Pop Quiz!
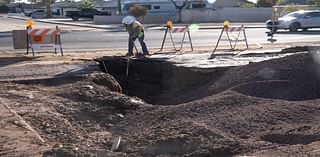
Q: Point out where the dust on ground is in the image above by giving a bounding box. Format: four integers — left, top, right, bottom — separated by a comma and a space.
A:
1, 48, 320, 157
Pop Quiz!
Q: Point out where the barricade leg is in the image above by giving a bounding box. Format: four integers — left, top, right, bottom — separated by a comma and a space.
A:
160, 28, 168, 51
26, 30, 29, 54
232, 31, 241, 49
55, 34, 57, 54
179, 31, 186, 51
211, 29, 224, 55
187, 29, 193, 51
59, 35, 63, 56
226, 31, 234, 50
243, 29, 249, 49
32, 48, 35, 57
169, 31, 177, 51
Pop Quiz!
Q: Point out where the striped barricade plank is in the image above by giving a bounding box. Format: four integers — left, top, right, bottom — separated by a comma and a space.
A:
26, 26, 63, 56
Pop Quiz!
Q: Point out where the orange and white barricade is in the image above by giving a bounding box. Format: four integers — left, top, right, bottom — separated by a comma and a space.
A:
160, 21, 193, 52
210, 23, 248, 58
27, 26, 63, 56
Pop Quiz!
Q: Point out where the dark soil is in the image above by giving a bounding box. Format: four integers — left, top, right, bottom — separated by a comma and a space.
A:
104, 52, 320, 156
2, 51, 320, 156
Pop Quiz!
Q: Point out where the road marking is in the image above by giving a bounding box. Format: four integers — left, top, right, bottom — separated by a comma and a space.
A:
102, 34, 127, 37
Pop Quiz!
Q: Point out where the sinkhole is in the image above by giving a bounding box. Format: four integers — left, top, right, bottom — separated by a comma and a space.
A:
96, 56, 227, 105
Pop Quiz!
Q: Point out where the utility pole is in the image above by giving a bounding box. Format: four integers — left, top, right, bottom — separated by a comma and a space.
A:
117, 0, 121, 15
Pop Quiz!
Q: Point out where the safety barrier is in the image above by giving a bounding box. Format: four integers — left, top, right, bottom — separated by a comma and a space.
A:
27, 26, 63, 56
267, 7, 281, 43
160, 21, 193, 52
210, 22, 248, 58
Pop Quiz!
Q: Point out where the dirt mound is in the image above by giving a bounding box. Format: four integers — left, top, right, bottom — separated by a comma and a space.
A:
3, 51, 320, 156
110, 52, 320, 156
168, 52, 320, 104
114, 89, 320, 156
0, 72, 148, 156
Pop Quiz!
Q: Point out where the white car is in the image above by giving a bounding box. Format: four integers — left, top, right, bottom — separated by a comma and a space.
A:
266, 10, 320, 32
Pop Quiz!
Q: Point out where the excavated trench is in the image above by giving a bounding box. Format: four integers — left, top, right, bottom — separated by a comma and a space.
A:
97, 56, 228, 105
97, 52, 320, 105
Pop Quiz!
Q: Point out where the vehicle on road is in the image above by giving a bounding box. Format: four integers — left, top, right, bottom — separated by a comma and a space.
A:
266, 10, 320, 32
25, 9, 47, 18
66, 8, 110, 21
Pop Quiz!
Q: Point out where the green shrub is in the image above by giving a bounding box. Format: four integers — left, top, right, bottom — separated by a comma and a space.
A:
241, 2, 256, 8
79, 0, 94, 9
0, 5, 8, 13
282, 4, 306, 15
309, 0, 320, 6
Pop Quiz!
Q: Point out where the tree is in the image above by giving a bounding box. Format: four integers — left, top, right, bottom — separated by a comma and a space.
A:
169, 0, 188, 22
79, 0, 94, 8
257, 0, 279, 7
0, 0, 12, 5
128, 5, 148, 18
117, 0, 121, 15
283, 4, 306, 14
278, 0, 287, 5
309, 0, 320, 5
0, 0, 11, 13
240, 2, 256, 8
43, 0, 53, 18
169, 0, 207, 22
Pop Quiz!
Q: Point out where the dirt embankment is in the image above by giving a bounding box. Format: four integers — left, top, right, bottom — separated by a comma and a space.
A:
112, 52, 320, 156
1, 52, 320, 156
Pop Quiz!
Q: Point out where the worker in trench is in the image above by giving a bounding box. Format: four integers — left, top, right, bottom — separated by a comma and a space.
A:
122, 16, 149, 57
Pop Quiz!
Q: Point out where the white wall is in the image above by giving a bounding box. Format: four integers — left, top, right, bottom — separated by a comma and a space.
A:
94, 7, 274, 24
95, 14, 179, 24
181, 7, 273, 23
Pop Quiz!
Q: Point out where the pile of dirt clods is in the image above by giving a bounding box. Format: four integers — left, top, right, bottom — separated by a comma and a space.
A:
2, 52, 320, 157
114, 52, 320, 157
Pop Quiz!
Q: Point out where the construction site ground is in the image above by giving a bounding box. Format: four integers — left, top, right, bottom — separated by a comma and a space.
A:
1, 43, 320, 157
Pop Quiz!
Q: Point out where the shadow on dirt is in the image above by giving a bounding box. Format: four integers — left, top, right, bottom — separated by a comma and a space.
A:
232, 80, 320, 101
261, 133, 320, 145
0, 56, 34, 67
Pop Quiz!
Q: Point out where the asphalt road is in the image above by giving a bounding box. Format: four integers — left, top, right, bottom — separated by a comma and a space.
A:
1, 16, 320, 52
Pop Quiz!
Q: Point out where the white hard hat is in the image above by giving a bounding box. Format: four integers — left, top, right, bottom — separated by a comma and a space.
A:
122, 16, 135, 25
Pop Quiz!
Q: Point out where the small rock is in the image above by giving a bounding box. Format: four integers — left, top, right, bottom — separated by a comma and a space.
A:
107, 123, 114, 127
111, 136, 121, 151
82, 85, 94, 89
73, 147, 79, 151
116, 113, 125, 118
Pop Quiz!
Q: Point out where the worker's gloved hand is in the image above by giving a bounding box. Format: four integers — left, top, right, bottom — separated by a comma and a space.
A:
138, 32, 144, 38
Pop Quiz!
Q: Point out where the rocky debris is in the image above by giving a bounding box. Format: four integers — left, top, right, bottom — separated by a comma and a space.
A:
88, 72, 122, 93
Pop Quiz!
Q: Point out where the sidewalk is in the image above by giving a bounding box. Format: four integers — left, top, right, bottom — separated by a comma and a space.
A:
6, 15, 266, 31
